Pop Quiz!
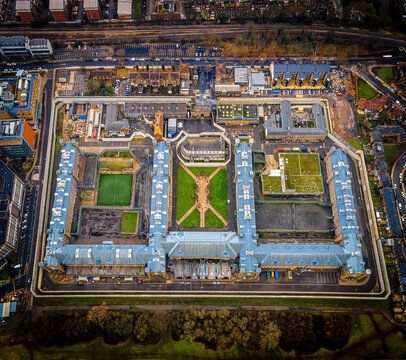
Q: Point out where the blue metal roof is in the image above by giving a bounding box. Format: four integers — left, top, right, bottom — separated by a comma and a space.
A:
274, 63, 330, 74
329, 150, 365, 274
147, 142, 170, 274
235, 142, 259, 275
44, 143, 77, 267
258, 244, 349, 268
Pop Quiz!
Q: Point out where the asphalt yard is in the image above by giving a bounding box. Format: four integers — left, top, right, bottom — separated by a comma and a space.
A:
255, 202, 332, 232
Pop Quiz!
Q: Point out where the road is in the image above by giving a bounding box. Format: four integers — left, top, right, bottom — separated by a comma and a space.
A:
391, 149, 406, 235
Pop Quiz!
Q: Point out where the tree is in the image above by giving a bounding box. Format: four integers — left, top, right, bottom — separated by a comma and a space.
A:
279, 312, 319, 353
104, 312, 134, 344
319, 314, 352, 350
87, 303, 109, 329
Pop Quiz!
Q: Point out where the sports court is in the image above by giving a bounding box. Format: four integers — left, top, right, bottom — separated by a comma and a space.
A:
97, 174, 133, 206
280, 153, 324, 194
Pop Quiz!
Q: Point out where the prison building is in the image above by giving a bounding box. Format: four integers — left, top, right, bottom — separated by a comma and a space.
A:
258, 243, 351, 271
84, 0, 101, 20
234, 141, 260, 277
0, 161, 25, 260
325, 148, 365, 277
0, 119, 35, 158
0, 72, 41, 127
271, 63, 331, 88
180, 136, 227, 163
264, 101, 326, 142
49, 0, 69, 21
216, 104, 259, 125
146, 142, 170, 277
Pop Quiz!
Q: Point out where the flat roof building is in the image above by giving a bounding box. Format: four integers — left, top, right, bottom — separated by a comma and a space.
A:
117, 0, 132, 19
0, 119, 35, 158
0, 161, 25, 260
0, 36, 31, 57
264, 101, 326, 142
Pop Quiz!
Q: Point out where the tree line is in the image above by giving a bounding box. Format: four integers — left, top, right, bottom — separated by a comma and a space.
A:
23, 307, 353, 354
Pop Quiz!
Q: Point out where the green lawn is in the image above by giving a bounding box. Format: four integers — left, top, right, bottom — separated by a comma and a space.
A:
99, 159, 132, 171
98, 174, 132, 206
358, 78, 378, 100
205, 210, 225, 228
261, 174, 282, 193
102, 151, 119, 158
384, 144, 402, 168
180, 208, 200, 227
119, 151, 132, 158
280, 153, 323, 194
345, 137, 363, 151
208, 169, 228, 221
372, 67, 395, 83
120, 212, 138, 233
189, 167, 217, 177
176, 166, 196, 221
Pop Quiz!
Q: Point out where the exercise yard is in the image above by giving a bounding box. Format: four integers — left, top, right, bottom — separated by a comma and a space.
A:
120, 212, 139, 233
98, 174, 133, 206
261, 152, 323, 195
281, 153, 324, 194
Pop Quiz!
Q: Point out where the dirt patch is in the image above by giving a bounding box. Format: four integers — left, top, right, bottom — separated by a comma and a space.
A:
328, 94, 358, 138
196, 176, 210, 227
263, 154, 279, 175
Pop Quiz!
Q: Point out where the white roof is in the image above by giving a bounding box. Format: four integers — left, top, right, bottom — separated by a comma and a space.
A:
15, 0, 31, 11
118, 0, 132, 15
251, 72, 266, 86
49, 0, 66, 10
84, 0, 99, 9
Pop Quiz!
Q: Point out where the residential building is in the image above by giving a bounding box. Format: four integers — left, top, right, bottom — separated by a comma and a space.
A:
49, 0, 69, 21
15, 0, 38, 22
84, 0, 101, 20
117, 0, 132, 19
0, 119, 35, 158
0, 161, 25, 260
271, 63, 331, 88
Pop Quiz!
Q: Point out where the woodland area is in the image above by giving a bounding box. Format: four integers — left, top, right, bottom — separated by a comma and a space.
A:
13, 308, 354, 355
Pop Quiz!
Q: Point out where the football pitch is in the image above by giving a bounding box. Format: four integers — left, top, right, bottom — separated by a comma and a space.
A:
281, 153, 324, 194
98, 174, 133, 206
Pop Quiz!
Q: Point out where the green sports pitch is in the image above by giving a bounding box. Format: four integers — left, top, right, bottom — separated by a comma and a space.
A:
262, 152, 324, 195
98, 174, 133, 206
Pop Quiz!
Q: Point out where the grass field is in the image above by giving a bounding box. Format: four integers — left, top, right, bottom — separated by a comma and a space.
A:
98, 174, 132, 206
372, 67, 395, 83
345, 137, 363, 151
208, 169, 228, 221
189, 167, 217, 177
384, 144, 402, 168
262, 175, 282, 193
176, 166, 196, 221
263, 153, 323, 194
180, 208, 200, 227
205, 210, 225, 228
358, 78, 378, 100
120, 212, 138, 233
